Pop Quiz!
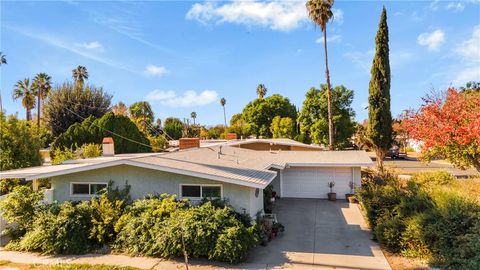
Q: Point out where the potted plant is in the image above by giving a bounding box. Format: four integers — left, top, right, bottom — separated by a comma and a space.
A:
345, 181, 356, 203
327, 181, 336, 201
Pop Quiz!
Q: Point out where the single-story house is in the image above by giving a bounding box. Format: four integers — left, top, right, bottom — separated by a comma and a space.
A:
0, 138, 372, 217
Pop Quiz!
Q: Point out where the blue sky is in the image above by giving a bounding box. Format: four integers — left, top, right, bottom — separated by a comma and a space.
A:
1, 0, 479, 125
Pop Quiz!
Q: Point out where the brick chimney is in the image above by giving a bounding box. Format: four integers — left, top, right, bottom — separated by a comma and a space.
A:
102, 137, 115, 156
179, 138, 200, 150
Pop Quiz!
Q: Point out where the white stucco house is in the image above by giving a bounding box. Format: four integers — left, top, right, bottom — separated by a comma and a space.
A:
0, 138, 372, 217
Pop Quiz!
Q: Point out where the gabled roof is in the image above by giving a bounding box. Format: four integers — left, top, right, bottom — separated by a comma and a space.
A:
0, 145, 372, 189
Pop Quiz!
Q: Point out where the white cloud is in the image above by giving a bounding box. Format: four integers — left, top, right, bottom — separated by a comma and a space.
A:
7, 25, 136, 73
144, 64, 170, 76
445, 2, 465, 11
429, 0, 440, 11
332, 9, 344, 25
417, 30, 445, 51
343, 49, 374, 72
146, 90, 218, 107
453, 25, 480, 84
74, 41, 104, 52
315, 34, 342, 44
186, 1, 343, 31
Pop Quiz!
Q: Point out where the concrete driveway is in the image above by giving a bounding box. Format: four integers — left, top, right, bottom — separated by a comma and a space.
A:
244, 199, 391, 270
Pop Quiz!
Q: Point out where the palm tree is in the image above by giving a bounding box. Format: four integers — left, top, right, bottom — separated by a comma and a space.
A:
256, 84, 267, 99
0, 52, 6, 113
12, 78, 36, 121
32, 73, 52, 129
191, 111, 197, 125
220, 98, 227, 127
72, 65, 89, 89
306, 0, 335, 150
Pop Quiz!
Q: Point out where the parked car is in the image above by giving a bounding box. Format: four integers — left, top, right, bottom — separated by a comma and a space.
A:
386, 145, 400, 159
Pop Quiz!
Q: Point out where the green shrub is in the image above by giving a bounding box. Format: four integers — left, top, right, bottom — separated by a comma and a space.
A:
51, 147, 77, 165
212, 225, 257, 263
89, 194, 124, 245
152, 202, 257, 263
12, 201, 95, 254
263, 184, 273, 213
423, 191, 480, 268
0, 179, 21, 195
373, 212, 404, 252
0, 186, 44, 238
358, 170, 480, 269
400, 214, 431, 258
80, 143, 102, 158
411, 171, 455, 189
113, 195, 186, 255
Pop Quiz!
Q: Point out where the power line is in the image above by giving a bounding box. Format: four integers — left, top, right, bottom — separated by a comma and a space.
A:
63, 106, 159, 150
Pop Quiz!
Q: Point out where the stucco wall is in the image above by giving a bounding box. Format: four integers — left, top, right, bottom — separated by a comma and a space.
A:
50, 165, 262, 216
269, 168, 281, 196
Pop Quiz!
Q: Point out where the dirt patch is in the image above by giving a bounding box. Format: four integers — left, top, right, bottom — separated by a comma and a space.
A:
383, 251, 432, 270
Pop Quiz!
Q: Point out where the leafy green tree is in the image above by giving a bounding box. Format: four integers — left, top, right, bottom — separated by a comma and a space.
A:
270, 116, 295, 139
228, 113, 249, 138
306, 0, 335, 149
128, 101, 154, 134
0, 113, 43, 170
164, 117, 183, 140
52, 112, 151, 155
242, 94, 297, 138
298, 85, 356, 149
220, 98, 227, 127
43, 82, 112, 136
32, 73, 52, 129
256, 84, 267, 99
367, 7, 393, 171
207, 125, 227, 139
72, 65, 89, 89
12, 78, 36, 121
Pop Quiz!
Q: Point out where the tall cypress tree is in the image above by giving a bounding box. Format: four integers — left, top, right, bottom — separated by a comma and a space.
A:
367, 7, 392, 172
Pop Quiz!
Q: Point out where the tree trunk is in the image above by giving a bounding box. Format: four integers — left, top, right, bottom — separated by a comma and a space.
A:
472, 158, 480, 173
223, 106, 227, 127
26, 109, 31, 121
376, 148, 386, 172
37, 88, 41, 130
323, 27, 334, 150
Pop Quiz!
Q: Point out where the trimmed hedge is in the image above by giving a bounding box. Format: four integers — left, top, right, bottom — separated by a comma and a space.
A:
358, 171, 480, 268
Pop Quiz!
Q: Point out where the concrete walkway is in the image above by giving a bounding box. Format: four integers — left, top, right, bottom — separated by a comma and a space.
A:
0, 199, 391, 270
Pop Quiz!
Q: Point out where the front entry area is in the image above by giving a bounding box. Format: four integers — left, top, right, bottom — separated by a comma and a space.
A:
282, 167, 353, 199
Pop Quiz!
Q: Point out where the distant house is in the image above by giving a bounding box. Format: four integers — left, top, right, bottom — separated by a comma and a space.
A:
0, 138, 372, 217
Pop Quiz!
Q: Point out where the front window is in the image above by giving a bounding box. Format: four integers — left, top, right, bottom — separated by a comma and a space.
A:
71, 182, 107, 196
181, 185, 201, 197
202, 186, 221, 198
180, 184, 222, 199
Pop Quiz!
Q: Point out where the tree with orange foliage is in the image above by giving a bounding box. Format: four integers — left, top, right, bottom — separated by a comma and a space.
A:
404, 88, 480, 172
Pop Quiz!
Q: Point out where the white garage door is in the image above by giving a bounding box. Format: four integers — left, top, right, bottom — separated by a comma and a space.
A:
282, 167, 353, 199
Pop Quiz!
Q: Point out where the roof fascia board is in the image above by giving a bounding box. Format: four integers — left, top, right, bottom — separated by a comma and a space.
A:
123, 159, 269, 189
286, 162, 373, 167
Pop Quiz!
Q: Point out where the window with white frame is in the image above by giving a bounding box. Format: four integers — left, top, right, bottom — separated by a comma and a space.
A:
180, 184, 222, 199
71, 182, 107, 196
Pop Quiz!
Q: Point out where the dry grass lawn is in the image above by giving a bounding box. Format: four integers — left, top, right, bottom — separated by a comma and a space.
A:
0, 261, 140, 270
